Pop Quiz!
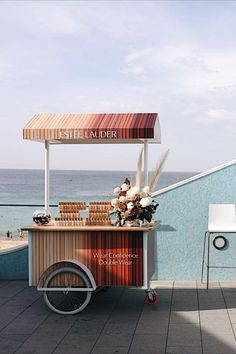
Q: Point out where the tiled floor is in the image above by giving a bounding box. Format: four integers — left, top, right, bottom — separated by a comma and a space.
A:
0, 280, 236, 353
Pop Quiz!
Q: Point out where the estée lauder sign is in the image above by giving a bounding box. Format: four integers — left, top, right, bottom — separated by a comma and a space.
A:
59, 130, 117, 139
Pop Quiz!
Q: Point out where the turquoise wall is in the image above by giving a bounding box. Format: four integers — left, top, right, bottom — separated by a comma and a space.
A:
0, 247, 28, 279
155, 163, 236, 280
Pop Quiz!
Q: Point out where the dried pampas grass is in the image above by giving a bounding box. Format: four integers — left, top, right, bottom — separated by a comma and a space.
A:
148, 149, 169, 192
135, 147, 143, 189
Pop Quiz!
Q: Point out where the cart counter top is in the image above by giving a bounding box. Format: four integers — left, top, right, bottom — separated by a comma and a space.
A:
21, 222, 160, 232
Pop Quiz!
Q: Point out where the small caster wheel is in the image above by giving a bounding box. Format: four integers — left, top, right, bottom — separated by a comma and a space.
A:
145, 290, 158, 305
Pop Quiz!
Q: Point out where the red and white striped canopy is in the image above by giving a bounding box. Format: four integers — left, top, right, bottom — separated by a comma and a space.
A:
23, 113, 161, 144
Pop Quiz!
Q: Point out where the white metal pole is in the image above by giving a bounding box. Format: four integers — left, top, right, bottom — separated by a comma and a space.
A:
143, 231, 148, 289
45, 140, 50, 213
28, 232, 32, 286
144, 140, 148, 186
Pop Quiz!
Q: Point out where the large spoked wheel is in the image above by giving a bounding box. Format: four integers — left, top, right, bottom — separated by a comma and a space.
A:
43, 267, 92, 315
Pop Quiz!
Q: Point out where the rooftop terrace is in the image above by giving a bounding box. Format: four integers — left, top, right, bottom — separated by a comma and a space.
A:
0, 280, 236, 353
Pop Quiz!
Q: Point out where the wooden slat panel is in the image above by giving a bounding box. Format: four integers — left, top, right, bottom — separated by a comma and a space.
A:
31, 230, 144, 287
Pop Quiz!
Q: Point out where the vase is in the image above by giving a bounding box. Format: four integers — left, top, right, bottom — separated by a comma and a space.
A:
125, 220, 140, 227
140, 219, 149, 227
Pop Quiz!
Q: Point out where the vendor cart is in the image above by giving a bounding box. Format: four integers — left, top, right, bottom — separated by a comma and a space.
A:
22, 113, 161, 314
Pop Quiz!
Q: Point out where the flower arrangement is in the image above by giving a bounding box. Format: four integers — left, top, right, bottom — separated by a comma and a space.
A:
110, 149, 169, 226
110, 178, 158, 226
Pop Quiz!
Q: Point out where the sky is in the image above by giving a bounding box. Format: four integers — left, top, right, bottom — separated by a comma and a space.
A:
0, 0, 236, 172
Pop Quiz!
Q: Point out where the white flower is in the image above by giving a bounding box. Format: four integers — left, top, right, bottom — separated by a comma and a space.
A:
126, 191, 135, 200
142, 186, 150, 195
121, 183, 129, 191
126, 194, 135, 201
111, 198, 119, 207
127, 202, 134, 210
140, 197, 153, 208
119, 196, 126, 203
131, 186, 140, 195
113, 187, 120, 195
127, 186, 140, 197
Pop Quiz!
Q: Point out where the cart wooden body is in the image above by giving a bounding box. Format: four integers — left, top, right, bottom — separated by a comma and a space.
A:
22, 224, 158, 290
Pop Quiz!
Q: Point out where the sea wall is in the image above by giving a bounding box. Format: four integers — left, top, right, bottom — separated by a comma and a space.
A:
0, 247, 28, 279
154, 161, 236, 280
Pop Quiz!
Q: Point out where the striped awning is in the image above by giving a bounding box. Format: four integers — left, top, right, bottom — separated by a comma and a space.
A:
23, 113, 161, 144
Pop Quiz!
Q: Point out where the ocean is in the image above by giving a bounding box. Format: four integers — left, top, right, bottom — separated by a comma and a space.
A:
0, 169, 197, 239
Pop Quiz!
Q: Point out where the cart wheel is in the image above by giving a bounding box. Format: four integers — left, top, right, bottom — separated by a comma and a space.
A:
43, 267, 92, 315
145, 290, 158, 305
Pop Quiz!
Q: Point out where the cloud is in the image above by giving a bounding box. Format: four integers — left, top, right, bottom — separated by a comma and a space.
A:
205, 109, 235, 122
0, 2, 87, 37
1, 1, 236, 172
124, 48, 153, 63
0, 57, 12, 81
121, 45, 236, 99
36, 7, 87, 35
120, 64, 146, 77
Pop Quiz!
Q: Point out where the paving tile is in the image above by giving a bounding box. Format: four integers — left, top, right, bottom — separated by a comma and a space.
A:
15, 350, 52, 354
168, 323, 200, 336
171, 294, 198, 311
139, 310, 169, 320
135, 322, 169, 335
91, 347, 129, 354
129, 334, 166, 354
200, 310, 229, 324
166, 346, 202, 353
228, 309, 236, 324
69, 319, 105, 335
16, 332, 65, 354
1, 298, 50, 335
0, 305, 27, 331
136, 312, 169, 334
0, 297, 9, 306
167, 324, 201, 347
35, 322, 72, 334
108, 313, 140, 323
102, 320, 137, 335
5, 287, 41, 307
54, 334, 98, 354
170, 310, 199, 324
172, 290, 198, 300
198, 296, 225, 305
0, 334, 28, 353
201, 320, 233, 334
202, 333, 236, 353
0, 280, 10, 288
95, 333, 133, 347
0, 281, 27, 299
2, 319, 44, 335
